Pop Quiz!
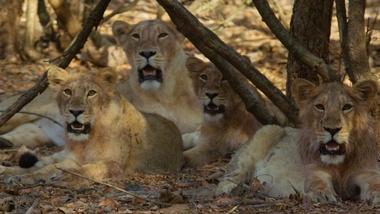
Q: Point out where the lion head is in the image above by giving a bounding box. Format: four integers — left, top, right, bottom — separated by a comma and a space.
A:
292, 79, 378, 165
112, 19, 185, 91
47, 66, 119, 142
186, 56, 243, 122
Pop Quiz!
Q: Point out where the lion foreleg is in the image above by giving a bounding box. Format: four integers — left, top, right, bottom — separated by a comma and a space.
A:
182, 130, 200, 150
216, 125, 285, 195
304, 167, 337, 203
0, 122, 51, 148
351, 169, 380, 205
184, 142, 220, 167
81, 161, 124, 180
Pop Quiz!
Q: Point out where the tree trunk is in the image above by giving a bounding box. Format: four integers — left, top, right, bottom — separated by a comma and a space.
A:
286, 0, 333, 96
347, 0, 372, 80
0, 0, 23, 60
24, 0, 43, 61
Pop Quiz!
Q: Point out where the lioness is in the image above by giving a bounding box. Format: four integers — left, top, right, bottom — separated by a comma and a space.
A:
0, 66, 184, 181
0, 19, 202, 148
217, 79, 380, 204
112, 19, 202, 133
182, 57, 262, 167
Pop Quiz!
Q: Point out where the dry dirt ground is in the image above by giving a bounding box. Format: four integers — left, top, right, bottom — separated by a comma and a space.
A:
1, 0, 380, 213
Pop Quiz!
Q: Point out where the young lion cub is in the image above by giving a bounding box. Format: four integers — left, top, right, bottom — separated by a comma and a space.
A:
182, 57, 263, 167
0, 66, 184, 181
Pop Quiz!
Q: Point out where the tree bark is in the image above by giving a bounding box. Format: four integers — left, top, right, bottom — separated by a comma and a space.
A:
285, 0, 334, 96
347, 0, 372, 81
24, 0, 43, 61
335, 0, 356, 82
157, 0, 297, 124
0, 0, 111, 128
0, 0, 23, 60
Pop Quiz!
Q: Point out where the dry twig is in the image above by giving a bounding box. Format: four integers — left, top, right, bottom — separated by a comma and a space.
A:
0, 0, 112, 128
57, 167, 170, 207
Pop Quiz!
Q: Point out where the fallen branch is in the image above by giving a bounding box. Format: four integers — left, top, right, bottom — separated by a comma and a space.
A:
157, 0, 297, 124
57, 167, 170, 207
0, 0, 111, 128
336, 0, 356, 82
252, 0, 338, 82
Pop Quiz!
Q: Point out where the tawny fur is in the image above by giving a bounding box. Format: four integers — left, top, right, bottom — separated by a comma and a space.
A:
217, 79, 380, 204
112, 20, 202, 134
182, 57, 262, 167
0, 66, 184, 182
0, 19, 202, 148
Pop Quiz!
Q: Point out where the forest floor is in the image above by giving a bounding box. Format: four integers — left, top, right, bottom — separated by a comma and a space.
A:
1, 0, 380, 213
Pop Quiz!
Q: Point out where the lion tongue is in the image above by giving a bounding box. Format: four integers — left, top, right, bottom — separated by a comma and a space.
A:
325, 141, 340, 152
142, 68, 157, 77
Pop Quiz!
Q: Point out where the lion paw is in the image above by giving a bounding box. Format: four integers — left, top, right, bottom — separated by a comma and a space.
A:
306, 189, 337, 204
362, 190, 380, 205
215, 180, 238, 195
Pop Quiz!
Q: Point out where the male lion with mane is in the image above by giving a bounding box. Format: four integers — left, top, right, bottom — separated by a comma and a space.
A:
217, 79, 380, 204
0, 66, 184, 182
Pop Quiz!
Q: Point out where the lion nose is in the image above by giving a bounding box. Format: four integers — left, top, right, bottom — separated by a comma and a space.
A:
324, 127, 342, 136
139, 51, 156, 58
206, 93, 218, 99
69, 110, 84, 117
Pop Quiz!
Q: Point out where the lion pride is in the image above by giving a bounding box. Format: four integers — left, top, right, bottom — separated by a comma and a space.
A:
217, 79, 380, 204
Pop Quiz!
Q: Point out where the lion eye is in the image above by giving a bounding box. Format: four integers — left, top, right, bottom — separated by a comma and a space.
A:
342, 104, 353, 112
158, 32, 168, 39
63, 89, 72, 96
314, 104, 325, 112
87, 90, 97, 97
199, 74, 208, 82
131, 33, 140, 39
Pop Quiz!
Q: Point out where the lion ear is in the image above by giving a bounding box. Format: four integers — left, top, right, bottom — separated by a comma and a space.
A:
163, 21, 185, 43
112, 20, 131, 45
186, 56, 207, 75
47, 65, 69, 90
354, 80, 378, 102
291, 78, 317, 108
97, 68, 118, 86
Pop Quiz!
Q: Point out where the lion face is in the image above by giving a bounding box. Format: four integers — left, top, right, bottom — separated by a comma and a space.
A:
47, 66, 117, 142
186, 57, 241, 122
292, 79, 378, 165
112, 20, 184, 91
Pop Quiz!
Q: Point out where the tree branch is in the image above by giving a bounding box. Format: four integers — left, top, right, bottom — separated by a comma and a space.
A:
252, 0, 338, 82
156, 0, 297, 125
335, 0, 356, 83
0, 0, 111, 128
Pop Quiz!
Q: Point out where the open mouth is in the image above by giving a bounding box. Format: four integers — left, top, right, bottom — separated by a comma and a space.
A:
67, 121, 91, 135
138, 65, 163, 83
319, 140, 346, 155
204, 102, 225, 115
